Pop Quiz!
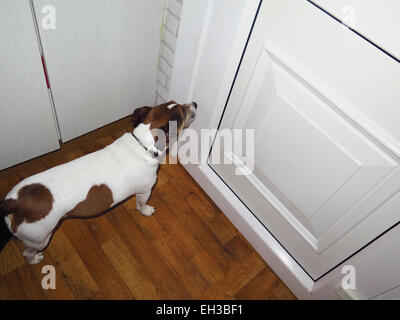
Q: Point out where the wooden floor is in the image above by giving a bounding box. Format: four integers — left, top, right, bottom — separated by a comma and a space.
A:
0, 117, 295, 300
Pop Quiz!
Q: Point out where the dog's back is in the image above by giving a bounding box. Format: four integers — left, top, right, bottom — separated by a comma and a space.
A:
1, 133, 157, 247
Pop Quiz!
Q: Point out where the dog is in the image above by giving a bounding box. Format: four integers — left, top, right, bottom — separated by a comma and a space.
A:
0, 100, 197, 264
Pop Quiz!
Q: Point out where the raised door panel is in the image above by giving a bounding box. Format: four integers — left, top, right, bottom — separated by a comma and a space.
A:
33, 0, 163, 141
0, 0, 60, 170
225, 47, 397, 254
211, 0, 400, 279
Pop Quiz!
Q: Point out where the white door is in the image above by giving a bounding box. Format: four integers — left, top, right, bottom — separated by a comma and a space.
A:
33, 0, 163, 141
0, 0, 60, 170
211, 0, 400, 280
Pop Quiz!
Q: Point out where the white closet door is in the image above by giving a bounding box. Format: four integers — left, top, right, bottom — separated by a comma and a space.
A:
0, 0, 60, 170
33, 0, 163, 141
211, 0, 400, 279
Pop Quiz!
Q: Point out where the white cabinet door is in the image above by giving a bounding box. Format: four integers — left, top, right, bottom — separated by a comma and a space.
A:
0, 0, 60, 170
211, 0, 400, 279
33, 0, 163, 141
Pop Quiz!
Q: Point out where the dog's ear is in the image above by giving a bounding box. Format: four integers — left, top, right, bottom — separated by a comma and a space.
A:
131, 106, 151, 128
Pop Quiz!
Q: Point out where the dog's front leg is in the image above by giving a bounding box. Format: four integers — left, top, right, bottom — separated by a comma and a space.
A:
136, 190, 155, 216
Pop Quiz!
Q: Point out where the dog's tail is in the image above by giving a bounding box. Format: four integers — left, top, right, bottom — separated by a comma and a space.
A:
0, 199, 16, 252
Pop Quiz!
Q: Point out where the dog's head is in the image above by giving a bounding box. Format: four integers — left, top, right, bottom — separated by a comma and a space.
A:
131, 100, 197, 156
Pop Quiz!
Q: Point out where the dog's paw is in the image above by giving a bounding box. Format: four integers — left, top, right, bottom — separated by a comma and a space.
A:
25, 252, 44, 265
138, 205, 155, 216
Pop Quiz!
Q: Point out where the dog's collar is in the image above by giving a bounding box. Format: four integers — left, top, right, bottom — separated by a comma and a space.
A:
131, 132, 160, 159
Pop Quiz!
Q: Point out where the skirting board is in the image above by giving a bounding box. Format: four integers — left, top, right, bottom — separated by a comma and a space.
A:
182, 162, 315, 300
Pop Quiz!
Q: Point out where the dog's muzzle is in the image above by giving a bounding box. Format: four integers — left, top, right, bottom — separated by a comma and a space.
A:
185, 101, 197, 128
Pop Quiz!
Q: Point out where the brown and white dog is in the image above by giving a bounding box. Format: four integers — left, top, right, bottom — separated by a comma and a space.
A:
0, 101, 197, 264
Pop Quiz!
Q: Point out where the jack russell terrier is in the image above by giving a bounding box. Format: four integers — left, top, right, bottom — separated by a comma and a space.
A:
0, 100, 197, 264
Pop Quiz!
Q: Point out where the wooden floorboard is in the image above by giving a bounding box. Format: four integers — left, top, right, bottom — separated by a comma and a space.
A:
0, 116, 296, 300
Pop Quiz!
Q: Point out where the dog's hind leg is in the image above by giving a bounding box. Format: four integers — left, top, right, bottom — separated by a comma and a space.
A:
21, 233, 52, 265
136, 190, 155, 216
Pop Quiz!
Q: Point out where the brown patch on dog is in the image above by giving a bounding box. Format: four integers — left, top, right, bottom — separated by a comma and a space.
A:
65, 184, 113, 219
132, 101, 193, 145
9, 183, 54, 232
131, 106, 152, 128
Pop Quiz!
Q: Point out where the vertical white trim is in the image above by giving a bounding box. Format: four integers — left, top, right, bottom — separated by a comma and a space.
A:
207, 0, 260, 131
169, 0, 213, 103
185, 0, 214, 101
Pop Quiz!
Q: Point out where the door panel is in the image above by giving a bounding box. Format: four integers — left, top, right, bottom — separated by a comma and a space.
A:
211, 0, 400, 278
0, 0, 60, 170
33, 0, 163, 141
231, 48, 397, 253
